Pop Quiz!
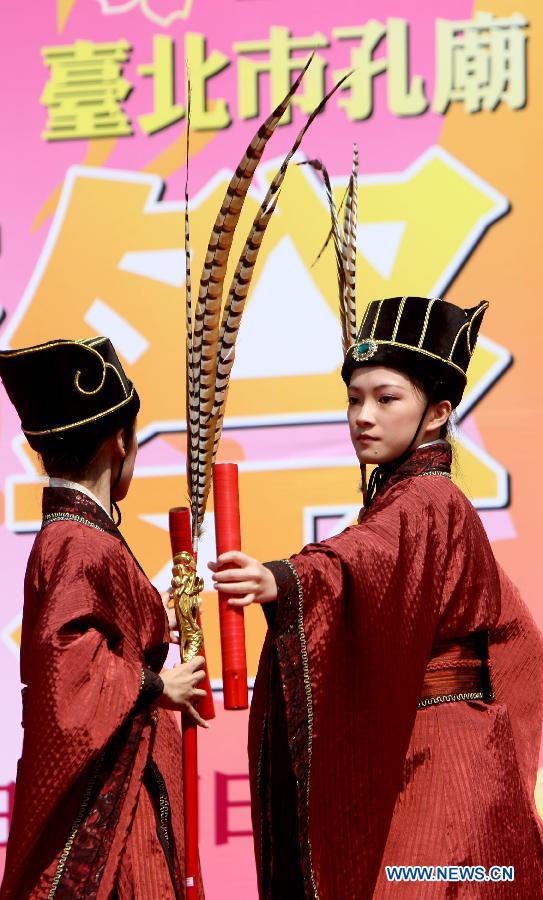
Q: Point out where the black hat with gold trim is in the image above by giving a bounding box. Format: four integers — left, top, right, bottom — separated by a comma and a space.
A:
341, 295, 488, 408
312, 146, 490, 503
310, 147, 487, 410
0, 336, 140, 451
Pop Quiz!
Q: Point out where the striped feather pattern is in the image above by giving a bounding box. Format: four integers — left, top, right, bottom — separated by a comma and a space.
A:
206, 197, 279, 469
341, 144, 359, 348
187, 62, 352, 544
302, 158, 347, 351
306, 145, 359, 354
310, 183, 349, 269
187, 60, 313, 543
184, 76, 196, 501
201, 72, 354, 479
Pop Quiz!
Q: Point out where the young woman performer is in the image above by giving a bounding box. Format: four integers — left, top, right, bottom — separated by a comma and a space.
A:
210, 296, 543, 899
0, 338, 207, 898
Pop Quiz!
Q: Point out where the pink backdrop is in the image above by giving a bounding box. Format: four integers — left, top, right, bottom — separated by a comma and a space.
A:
0, 1, 540, 896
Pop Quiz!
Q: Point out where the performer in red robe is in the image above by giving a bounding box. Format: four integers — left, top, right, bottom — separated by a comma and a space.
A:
210, 296, 543, 898
0, 338, 207, 898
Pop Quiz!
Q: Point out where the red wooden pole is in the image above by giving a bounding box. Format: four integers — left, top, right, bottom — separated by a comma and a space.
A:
168, 507, 214, 898
212, 463, 248, 710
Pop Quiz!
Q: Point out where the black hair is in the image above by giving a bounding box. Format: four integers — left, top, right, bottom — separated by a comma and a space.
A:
38, 408, 137, 481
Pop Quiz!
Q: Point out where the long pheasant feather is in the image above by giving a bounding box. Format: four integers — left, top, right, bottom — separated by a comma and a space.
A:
191, 72, 354, 539
206, 71, 354, 453
205, 196, 279, 469
184, 75, 197, 505
341, 144, 358, 347
191, 199, 278, 514
310, 183, 348, 269
301, 158, 348, 352
188, 64, 353, 544
188, 60, 314, 544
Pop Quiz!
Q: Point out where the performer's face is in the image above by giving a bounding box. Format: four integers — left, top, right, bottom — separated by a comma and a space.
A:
347, 366, 447, 465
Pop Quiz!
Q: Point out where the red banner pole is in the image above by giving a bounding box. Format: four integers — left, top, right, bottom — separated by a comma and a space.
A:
212, 463, 248, 710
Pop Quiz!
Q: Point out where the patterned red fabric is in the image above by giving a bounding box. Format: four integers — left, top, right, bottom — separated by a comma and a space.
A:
249, 443, 543, 898
0, 488, 202, 898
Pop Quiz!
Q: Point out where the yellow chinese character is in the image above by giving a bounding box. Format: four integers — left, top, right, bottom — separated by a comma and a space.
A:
138, 33, 230, 134
333, 19, 428, 121
138, 35, 184, 134
185, 33, 231, 130
41, 40, 133, 141
433, 12, 528, 114
234, 26, 328, 124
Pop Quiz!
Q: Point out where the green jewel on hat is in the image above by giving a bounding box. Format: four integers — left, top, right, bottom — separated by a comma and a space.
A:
351, 339, 378, 363
341, 295, 489, 408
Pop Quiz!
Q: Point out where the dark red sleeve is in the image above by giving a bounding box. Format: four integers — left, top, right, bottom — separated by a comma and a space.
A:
9, 527, 152, 885
251, 484, 454, 897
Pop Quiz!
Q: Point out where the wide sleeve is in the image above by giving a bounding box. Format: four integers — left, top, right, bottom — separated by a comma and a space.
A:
491, 565, 543, 798
265, 497, 446, 711
11, 527, 153, 873
252, 483, 461, 898
0, 525, 168, 899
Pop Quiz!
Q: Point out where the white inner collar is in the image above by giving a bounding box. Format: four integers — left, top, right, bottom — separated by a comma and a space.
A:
416, 439, 449, 451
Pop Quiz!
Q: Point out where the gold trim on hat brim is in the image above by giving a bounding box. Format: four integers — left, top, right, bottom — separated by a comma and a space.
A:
346, 339, 467, 381
23, 388, 137, 437
0, 336, 107, 358
0, 336, 127, 398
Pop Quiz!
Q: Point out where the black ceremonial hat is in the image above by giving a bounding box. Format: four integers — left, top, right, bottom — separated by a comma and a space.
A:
341, 296, 488, 408
0, 336, 140, 450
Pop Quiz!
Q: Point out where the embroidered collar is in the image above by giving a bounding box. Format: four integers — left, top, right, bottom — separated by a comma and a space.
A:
48, 477, 111, 518
368, 441, 452, 506
42, 487, 120, 536
41, 486, 152, 579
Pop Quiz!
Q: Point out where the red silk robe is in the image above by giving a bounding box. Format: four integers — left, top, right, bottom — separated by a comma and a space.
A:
249, 443, 543, 898
1, 487, 201, 899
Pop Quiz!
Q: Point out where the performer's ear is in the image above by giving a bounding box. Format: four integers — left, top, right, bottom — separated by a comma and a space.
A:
428, 399, 452, 432
114, 427, 127, 458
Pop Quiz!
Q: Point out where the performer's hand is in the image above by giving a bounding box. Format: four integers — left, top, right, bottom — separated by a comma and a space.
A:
208, 551, 278, 606
158, 657, 209, 727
